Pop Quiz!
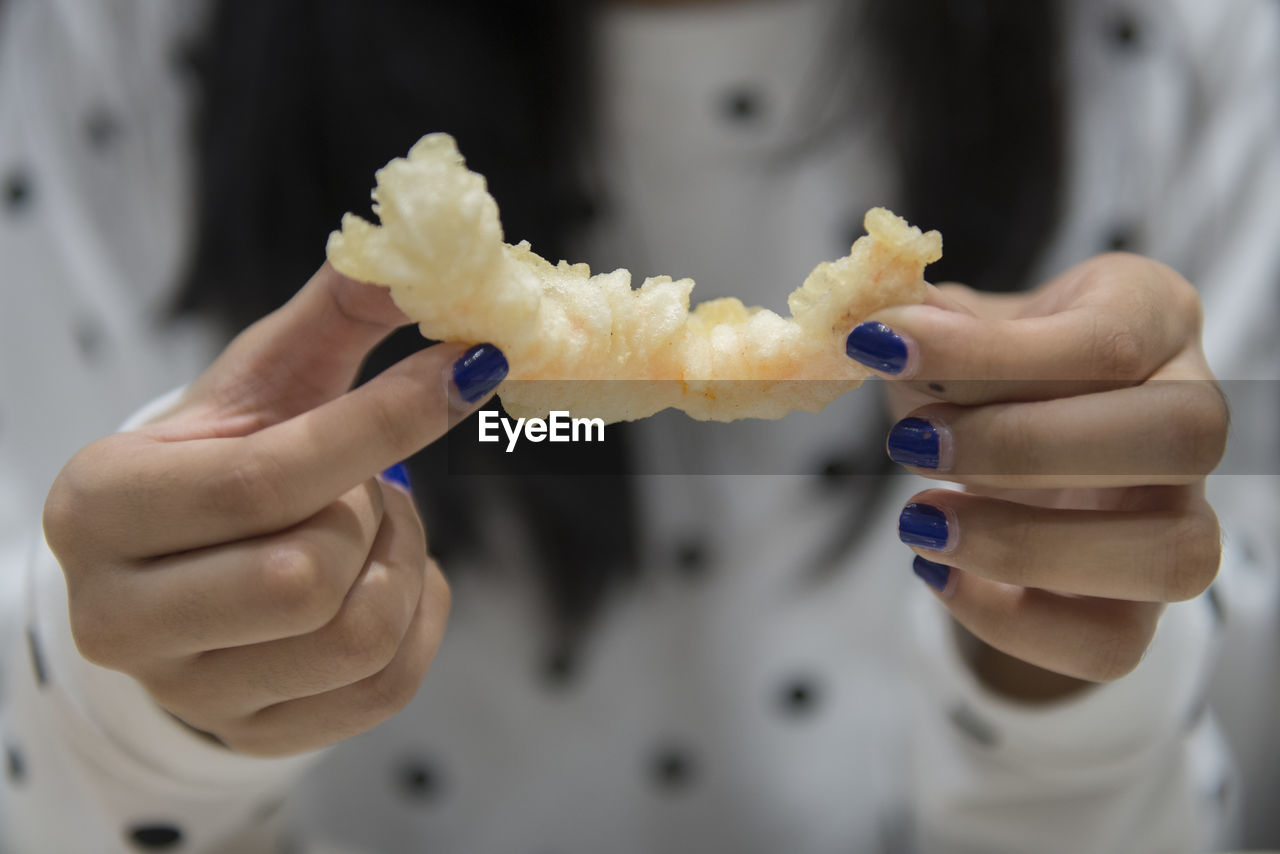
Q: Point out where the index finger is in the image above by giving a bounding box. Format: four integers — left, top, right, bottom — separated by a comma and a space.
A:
76, 342, 506, 557
845, 255, 1202, 405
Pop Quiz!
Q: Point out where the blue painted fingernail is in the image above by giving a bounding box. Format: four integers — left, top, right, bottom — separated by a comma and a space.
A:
913, 556, 951, 592
887, 417, 940, 469
846, 322, 908, 374
899, 503, 949, 550
380, 462, 412, 493
453, 343, 508, 403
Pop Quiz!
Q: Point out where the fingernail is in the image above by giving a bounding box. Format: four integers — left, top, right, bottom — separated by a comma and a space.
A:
887, 417, 943, 469
846, 321, 908, 374
899, 502, 949, 550
379, 462, 412, 493
453, 343, 508, 403
912, 556, 952, 593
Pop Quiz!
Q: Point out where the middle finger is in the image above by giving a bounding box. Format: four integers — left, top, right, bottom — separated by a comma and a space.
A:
887, 378, 1228, 489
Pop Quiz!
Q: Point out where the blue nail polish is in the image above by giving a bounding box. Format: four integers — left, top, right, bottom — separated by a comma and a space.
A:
846, 321, 908, 374
913, 556, 951, 592
453, 344, 508, 403
380, 462, 412, 492
887, 417, 940, 469
899, 502, 949, 550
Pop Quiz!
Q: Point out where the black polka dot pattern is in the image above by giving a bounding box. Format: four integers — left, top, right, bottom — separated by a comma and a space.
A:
1205, 584, 1227, 627
4, 168, 33, 213
542, 646, 577, 688
73, 315, 108, 360
397, 758, 442, 801
720, 86, 764, 123
947, 703, 999, 747
252, 797, 285, 824
127, 824, 183, 849
817, 454, 856, 487
649, 745, 696, 791
1104, 223, 1140, 252
777, 675, 823, 718
5, 745, 24, 784
674, 539, 710, 578
1185, 691, 1210, 731
26, 626, 48, 687
85, 108, 122, 150
168, 40, 202, 78
568, 192, 600, 225
1108, 12, 1141, 48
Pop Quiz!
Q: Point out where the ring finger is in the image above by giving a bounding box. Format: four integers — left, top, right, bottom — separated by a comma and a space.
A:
898, 488, 1221, 603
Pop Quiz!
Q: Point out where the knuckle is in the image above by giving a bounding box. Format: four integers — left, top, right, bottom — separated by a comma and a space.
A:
218, 720, 287, 759
1086, 611, 1155, 682
1161, 512, 1222, 602
1167, 273, 1204, 331
259, 542, 342, 632
141, 670, 209, 721
423, 558, 452, 617
1170, 387, 1230, 476
365, 662, 420, 717
1087, 646, 1143, 683
1091, 322, 1147, 382
68, 598, 129, 670
330, 607, 402, 677
42, 447, 107, 562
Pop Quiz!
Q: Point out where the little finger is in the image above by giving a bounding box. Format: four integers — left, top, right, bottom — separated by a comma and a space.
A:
913, 563, 1164, 682
898, 489, 1222, 602
221, 546, 449, 758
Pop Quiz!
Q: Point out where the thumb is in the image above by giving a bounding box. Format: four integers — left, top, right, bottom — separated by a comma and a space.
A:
174, 263, 413, 431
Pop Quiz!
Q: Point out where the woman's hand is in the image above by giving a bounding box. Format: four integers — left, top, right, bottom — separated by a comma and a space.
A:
43, 264, 507, 756
846, 253, 1228, 694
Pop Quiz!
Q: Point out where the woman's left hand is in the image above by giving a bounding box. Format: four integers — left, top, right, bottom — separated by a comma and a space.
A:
845, 252, 1228, 691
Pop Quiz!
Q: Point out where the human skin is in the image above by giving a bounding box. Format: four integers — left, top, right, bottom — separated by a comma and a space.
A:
615, 0, 1224, 702
854, 251, 1227, 700
43, 264, 499, 756
43, 251, 1226, 755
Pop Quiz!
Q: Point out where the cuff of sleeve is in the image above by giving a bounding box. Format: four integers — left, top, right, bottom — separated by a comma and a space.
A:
911, 586, 1219, 777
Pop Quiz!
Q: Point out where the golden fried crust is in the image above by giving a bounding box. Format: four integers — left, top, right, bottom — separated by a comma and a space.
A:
327, 133, 942, 424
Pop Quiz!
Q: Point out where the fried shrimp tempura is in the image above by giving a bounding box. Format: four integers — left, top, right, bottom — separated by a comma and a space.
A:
327, 133, 942, 424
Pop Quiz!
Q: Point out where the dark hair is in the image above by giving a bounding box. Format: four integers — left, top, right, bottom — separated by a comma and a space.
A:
866, 0, 1065, 292
179, 0, 1063, 636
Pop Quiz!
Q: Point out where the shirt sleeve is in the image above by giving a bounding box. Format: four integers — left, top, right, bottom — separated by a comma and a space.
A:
908, 585, 1235, 854
0, 389, 325, 854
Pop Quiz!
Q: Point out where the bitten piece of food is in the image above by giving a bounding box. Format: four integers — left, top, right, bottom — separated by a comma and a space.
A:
327, 133, 942, 424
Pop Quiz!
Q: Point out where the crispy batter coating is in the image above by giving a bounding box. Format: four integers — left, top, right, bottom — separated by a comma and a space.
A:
327, 134, 942, 423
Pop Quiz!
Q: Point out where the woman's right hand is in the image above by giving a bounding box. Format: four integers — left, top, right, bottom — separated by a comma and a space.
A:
42, 263, 507, 757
